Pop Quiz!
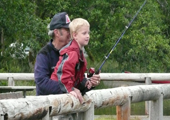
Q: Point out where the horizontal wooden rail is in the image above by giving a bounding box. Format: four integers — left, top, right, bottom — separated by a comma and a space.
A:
0, 73, 170, 81
0, 84, 170, 120
0, 73, 34, 80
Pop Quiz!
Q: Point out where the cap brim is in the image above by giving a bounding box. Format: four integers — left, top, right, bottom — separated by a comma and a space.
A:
61, 24, 69, 28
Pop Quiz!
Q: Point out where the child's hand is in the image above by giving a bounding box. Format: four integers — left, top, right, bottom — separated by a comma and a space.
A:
89, 74, 100, 87
85, 80, 92, 89
70, 88, 84, 104
70, 90, 77, 98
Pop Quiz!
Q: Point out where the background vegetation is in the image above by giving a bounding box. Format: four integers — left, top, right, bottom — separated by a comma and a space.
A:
0, 0, 170, 73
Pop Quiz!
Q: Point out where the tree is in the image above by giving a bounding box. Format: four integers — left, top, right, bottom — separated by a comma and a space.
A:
0, 0, 48, 72
0, 0, 170, 73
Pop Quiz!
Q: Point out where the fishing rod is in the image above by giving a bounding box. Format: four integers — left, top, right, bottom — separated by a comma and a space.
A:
87, 0, 147, 77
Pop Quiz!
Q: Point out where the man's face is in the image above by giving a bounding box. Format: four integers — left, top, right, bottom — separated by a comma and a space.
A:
58, 28, 70, 45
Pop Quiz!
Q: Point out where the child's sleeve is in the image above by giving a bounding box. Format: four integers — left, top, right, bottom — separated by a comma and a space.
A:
57, 51, 78, 93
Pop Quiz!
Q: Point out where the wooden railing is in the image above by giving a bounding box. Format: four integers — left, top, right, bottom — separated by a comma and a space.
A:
0, 73, 170, 85
0, 73, 36, 98
0, 73, 170, 120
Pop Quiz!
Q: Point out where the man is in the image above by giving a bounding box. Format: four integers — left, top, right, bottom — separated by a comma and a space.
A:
34, 12, 100, 98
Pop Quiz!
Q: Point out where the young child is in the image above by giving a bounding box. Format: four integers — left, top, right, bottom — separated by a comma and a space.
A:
50, 18, 92, 103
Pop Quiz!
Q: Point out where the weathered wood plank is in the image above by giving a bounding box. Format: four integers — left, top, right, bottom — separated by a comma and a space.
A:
0, 86, 36, 98
116, 97, 130, 120
0, 73, 170, 81
149, 94, 163, 120
0, 96, 49, 120
7, 77, 15, 86
0, 73, 34, 80
0, 92, 23, 99
99, 73, 170, 81
48, 94, 92, 116
0, 84, 170, 120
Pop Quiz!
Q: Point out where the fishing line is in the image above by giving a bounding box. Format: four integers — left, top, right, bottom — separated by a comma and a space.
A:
88, 0, 147, 77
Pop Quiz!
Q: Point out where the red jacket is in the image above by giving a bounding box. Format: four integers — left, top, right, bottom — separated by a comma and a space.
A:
51, 40, 87, 93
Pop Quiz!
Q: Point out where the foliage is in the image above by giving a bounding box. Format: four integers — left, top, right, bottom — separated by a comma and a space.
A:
0, 0, 49, 72
0, 0, 170, 73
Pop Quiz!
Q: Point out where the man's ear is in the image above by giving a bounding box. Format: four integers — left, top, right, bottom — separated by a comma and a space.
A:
54, 29, 60, 37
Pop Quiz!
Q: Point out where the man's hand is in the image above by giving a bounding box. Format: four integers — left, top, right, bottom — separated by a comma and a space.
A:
70, 87, 84, 104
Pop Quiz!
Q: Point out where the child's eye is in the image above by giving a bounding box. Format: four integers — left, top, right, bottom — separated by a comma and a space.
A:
82, 32, 86, 35
82, 31, 90, 35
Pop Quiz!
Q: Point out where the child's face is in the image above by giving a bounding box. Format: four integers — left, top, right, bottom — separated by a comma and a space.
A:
74, 25, 90, 48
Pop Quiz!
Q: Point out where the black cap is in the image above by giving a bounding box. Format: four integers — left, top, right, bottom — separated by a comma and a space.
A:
50, 12, 71, 30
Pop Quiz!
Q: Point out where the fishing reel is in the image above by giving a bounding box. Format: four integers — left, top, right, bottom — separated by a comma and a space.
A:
87, 67, 99, 77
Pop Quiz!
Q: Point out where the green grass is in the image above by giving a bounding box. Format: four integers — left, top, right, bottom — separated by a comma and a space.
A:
95, 115, 116, 120
15, 80, 36, 96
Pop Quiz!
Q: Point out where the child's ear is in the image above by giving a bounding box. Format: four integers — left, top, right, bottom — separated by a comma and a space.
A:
73, 32, 77, 39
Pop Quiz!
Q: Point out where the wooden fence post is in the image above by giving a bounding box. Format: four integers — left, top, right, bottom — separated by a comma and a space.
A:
0, 116, 4, 120
84, 102, 94, 120
116, 96, 131, 120
0, 113, 4, 120
149, 93, 163, 120
8, 77, 15, 86
0, 105, 4, 120
77, 102, 94, 120
145, 77, 152, 115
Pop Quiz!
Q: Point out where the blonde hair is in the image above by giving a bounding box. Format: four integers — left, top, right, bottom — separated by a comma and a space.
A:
69, 18, 90, 39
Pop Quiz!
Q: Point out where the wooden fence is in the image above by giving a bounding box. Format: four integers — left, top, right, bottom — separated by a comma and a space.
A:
0, 73, 170, 85
0, 73, 170, 120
